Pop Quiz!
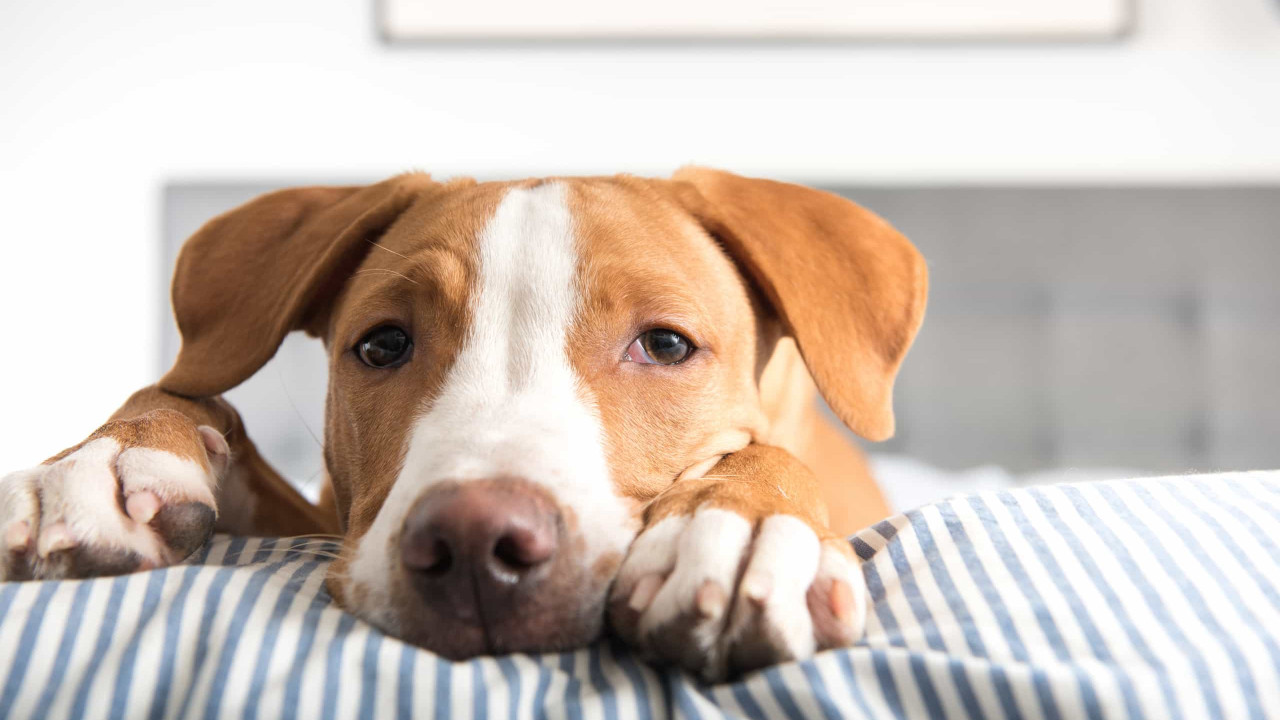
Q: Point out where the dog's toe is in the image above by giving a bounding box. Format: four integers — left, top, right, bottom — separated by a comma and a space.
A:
0, 434, 219, 581
0, 469, 41, 582
610, 507, 867, 682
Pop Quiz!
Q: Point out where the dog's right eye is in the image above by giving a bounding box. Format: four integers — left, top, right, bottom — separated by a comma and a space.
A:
356, 326, 413, 368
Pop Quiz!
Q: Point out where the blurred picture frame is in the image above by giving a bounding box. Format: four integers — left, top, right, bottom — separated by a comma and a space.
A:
380, 0, 1134, 42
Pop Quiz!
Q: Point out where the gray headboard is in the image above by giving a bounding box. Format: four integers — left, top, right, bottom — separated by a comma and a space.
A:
163, 183, 1280, 484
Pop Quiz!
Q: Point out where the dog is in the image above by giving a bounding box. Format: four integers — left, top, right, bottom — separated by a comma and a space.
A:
0, 168, 926, 681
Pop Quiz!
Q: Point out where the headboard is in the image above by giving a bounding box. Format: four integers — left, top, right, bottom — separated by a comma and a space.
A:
163, 183, 1280, 484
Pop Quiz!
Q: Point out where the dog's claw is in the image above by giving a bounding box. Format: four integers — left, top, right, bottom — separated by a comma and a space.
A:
3, 521, 31, 552
126, 491, 161, 524
830, 577, 855, 624
40, 522, 77, 555
696, 580, 728, 620
741, 570, 773, 605
628, 574, 664, 612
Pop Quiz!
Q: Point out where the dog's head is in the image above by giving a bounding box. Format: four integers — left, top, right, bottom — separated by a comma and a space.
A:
159, 169, 925, 657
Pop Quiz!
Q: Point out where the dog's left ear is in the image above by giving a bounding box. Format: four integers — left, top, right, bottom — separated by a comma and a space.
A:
668, 167, 927, 442
160, 173, 438, 398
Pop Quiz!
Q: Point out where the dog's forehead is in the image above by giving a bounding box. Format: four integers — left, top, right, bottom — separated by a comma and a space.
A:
566, 179, 747, 295
370, 176, 730, 282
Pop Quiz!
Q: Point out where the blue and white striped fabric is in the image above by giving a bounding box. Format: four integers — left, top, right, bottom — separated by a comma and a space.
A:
2, 472, 1279, 719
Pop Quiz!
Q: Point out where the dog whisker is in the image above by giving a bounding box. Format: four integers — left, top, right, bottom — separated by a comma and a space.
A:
284, 549, 343, 561
353, 267, 420, 286
364, 239, 414, 263
283, 540, 343, 548
213, 537, 344, 562
295, 466, 326, 495
275, 363, 324, 453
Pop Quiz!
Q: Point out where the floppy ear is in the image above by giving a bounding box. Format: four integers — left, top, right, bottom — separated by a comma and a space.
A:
669, 167, 927, 442
159, 173, 437, 398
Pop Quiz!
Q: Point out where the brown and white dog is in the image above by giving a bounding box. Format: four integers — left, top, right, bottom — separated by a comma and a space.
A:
0, 168, 926, 681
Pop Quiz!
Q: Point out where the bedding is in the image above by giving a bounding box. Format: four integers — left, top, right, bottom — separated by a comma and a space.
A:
1, 472, 1278, 719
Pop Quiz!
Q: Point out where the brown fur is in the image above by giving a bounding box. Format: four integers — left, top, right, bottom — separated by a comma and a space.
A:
757, 339, 891, 533
46, 409, 208, 467
668, 168, 928, 443
320, 182, 500, 540
567, 177, 767, 504
51, 168, 926, 652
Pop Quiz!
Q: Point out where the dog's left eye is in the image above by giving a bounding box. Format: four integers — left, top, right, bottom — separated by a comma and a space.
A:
356, 326, 413, 368
625, 329, 694, 365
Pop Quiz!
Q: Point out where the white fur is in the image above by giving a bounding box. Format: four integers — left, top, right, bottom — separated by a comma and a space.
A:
644, 509, 752, 625
0, 467, 42, 564
349, 183, 636, 609
616, 514, 688, 580
34, 438, 149, 554
729, 514, 821, 659
640, 507, 752, 664
617, 506, 859, 681
116, 446, 218, 508
0, 438, 218, 576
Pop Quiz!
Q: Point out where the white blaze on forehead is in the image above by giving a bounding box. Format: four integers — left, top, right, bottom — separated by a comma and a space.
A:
349, 182, 635, 599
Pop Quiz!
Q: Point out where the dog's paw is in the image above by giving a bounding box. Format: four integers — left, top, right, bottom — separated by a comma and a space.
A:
0, 410, 227, 581
608, 505, 866, 682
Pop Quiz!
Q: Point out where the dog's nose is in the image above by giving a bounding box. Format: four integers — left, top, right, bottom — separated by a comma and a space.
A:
400, 481, 561, 622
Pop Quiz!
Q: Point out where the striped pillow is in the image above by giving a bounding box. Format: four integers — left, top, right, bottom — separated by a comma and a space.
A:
1, 473, 1278, 719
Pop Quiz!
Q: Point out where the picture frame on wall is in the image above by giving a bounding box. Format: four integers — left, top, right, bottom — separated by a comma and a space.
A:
380, 0, 1133, 42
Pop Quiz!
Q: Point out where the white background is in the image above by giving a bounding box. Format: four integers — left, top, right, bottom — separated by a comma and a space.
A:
1, 0, 1279, 471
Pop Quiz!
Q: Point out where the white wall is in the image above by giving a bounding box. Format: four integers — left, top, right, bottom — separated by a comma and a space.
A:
1, 0, 1278, 470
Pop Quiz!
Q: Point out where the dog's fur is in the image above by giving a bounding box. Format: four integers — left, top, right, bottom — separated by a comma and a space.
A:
0, 169, 926, 680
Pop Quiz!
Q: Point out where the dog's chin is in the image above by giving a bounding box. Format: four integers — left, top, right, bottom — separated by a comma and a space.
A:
325, 565, 614, 659
391, 595, 609, 660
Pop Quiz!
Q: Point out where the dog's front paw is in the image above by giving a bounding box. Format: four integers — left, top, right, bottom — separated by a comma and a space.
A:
0, 410, 227, 581
608, 493, 866, 682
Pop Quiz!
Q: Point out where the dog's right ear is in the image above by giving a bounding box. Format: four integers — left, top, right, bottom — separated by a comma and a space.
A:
666, 167, 926, 442
159, 173, 437, 398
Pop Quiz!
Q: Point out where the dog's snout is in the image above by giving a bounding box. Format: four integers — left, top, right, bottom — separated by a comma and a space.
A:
400, 480, 561, 623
